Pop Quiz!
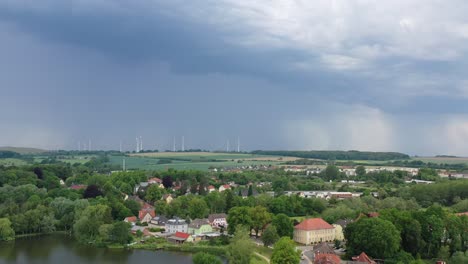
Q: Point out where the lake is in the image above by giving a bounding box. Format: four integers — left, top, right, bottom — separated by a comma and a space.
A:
0, 235, 194, 264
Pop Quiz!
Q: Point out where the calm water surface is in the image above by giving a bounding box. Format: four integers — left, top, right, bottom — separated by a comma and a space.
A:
0, 235, 194, 264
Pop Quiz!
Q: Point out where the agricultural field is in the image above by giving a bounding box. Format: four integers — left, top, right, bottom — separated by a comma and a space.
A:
412, 156, 468, 165
111, 152, 290, 171
0, 158, 29, 166
34, 155, 96, 164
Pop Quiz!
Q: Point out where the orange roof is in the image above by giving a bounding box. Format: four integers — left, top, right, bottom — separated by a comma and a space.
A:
456, 212, 468, 216
352, 252, 376, 264
124, 216, 137, 223
295, 218, 334, 231
175, 232, 190, 239
314, 253, 340, 264
138, 209, 156, 220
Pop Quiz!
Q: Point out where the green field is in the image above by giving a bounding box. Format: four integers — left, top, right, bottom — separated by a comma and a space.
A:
34, 155, 96, 165
110, 152, 288, 171
0, 158, 29, 166
412, 157, 468, 165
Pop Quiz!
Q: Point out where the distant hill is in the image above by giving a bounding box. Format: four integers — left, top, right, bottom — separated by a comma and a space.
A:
0, 146, 47, 154
435, 155, 458, 158
251, 150, 410, 161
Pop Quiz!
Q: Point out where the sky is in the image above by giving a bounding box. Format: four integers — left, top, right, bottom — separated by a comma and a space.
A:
1, 1, 468, 155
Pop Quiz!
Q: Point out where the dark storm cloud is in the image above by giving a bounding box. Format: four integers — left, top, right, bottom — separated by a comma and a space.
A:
1, 1, 468, 155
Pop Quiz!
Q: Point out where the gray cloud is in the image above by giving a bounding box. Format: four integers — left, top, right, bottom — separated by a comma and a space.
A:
1, 1, 468, 154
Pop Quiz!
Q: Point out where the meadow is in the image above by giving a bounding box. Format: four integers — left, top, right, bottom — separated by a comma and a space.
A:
110, 152, 288, 171
412, 156, 468, 165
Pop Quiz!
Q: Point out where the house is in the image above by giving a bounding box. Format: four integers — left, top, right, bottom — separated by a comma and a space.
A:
148, 177, 165, 188
168, 232, 194, 244
134, 182, 149, 193
188, 219, 213, 235
208, 213, 227, 228
150, 215, 168, 227
218, 184, 231, 192
313, 242, 335, 255
352, 252, 376, 264
162, 194, 174, 204
69, 184, 87, 190
294, 218, 336, 245
314, 253, 341, 264
124, 216, 138, 225
139, 208, 156, 223
131, 225, 150, 236
207, 185, 216, 193
165, 218, 188, 233
456, 212, 468, 217
333, 224, 344, 241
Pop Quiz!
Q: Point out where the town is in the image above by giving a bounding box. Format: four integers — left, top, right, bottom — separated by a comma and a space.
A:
1, 149, 468, 264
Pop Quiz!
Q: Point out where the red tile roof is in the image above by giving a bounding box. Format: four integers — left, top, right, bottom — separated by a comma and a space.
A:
70, 184, 87, 190
367, 212, 380, 218
208, 185, 215, 189
148, 177, 162, 183
314, 253, 341, 264
138, 209, 156, 220
124, 216, 137, 223
142, 203, 153, 209
352, 252, 376, 264
175, 232, 190, 239
222, 184, 230, 189
295, 218, 334, 231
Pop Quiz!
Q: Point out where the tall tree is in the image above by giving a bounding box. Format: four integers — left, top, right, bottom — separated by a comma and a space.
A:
262, 225, 279, 247
227, 207, 252, 235
188, 198, 209, 219
227, 226, 254, 264
272, 213, 293, 238
145, 185, 163, 203
73, 204, 112, 243
83, 185, 103, 199
250, 206, 271, 237
0, 218, 15, 241
271, 237, 300, 264
162, 175, 173, 188
345, 217, 401, 259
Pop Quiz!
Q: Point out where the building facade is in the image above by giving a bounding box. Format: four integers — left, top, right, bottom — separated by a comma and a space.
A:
293, 218, 336, 245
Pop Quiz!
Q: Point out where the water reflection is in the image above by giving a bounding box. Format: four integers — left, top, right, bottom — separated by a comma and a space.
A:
0, 235, 193, 264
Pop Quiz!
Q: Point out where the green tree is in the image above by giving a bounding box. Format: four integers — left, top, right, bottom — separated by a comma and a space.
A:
73, 204, 112, 243
227, 207, 252, 235
345, 217, 401, 259
188, 197, 209, 219
321, 165, 341, 181
355, 165, 366, 177
271, 237, 300, 264
227, 226, 254, 264
272, 213, 293, 238
145, 185, 163, 203
450, 251, 468, 264
248, 185, 253, 196
250, 206, 271, 237
110, 221, 131, 244
192, 252, 222, 264
0, 218, 15, 241
262, 225, 279, 247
